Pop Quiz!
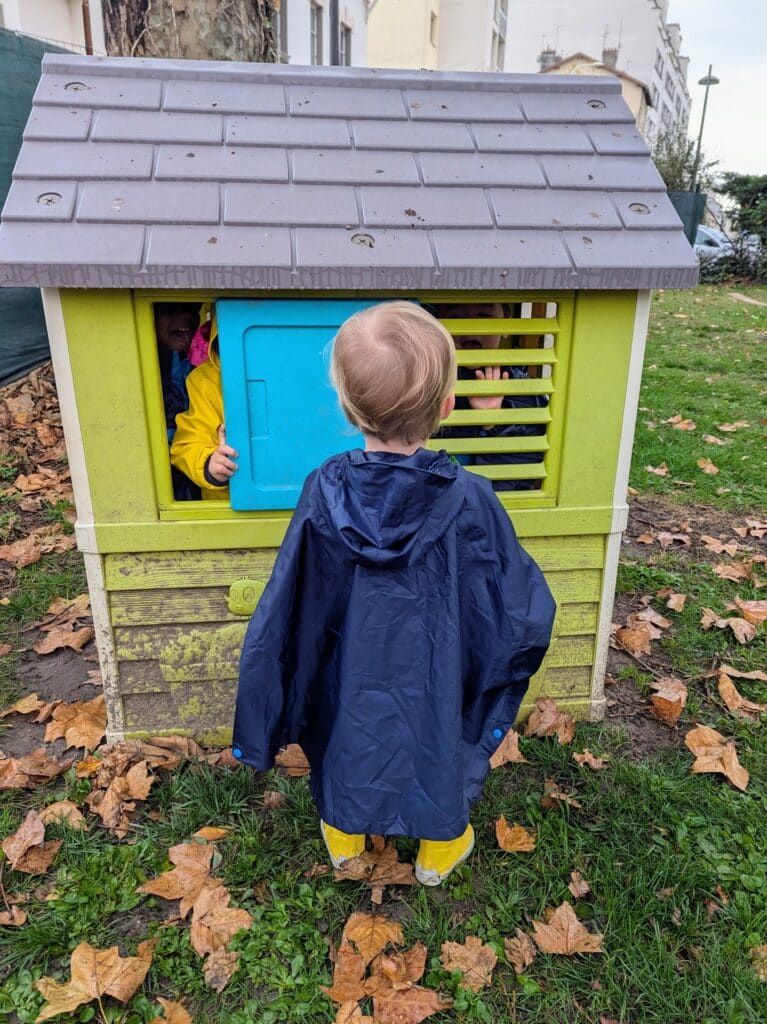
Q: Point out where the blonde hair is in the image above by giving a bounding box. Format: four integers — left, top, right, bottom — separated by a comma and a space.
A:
331, 302, 456, 445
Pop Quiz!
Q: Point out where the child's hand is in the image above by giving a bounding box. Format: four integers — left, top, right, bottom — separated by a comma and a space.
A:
207, 425, 239, 483
468, 366, 509, 411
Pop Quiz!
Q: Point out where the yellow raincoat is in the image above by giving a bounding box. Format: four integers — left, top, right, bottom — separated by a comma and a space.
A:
170, 342, 229, 501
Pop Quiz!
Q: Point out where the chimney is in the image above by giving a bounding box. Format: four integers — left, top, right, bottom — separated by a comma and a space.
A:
601, 46, 619, 69
537, 47, 562, 71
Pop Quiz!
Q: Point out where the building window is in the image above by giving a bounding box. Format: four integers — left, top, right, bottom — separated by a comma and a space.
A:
310, 2, 323, 65
430, 11, 438, 48
650, 85, 659, 109
272, 0, 288, 62
675, 95, 681, 116
339, 22, 352, 66
492, 0, 508, 71
654, 49, 664, 76
665, 72, 675, 100
661, 103, 672, 126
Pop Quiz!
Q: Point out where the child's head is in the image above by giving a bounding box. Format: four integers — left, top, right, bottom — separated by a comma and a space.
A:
434, 302, 509, 351
331, 302, 456, 445
154, 302, 201, 355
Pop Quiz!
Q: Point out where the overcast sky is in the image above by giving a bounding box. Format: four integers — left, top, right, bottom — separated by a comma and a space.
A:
670, 0, 766, 176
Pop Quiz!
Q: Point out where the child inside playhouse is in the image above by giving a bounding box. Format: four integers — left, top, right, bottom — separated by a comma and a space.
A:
232, 301, 555, 883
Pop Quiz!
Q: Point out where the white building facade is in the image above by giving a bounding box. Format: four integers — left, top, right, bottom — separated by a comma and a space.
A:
506, 0, 691, 143
0, 0, 106, 53
275, 0, 368, 67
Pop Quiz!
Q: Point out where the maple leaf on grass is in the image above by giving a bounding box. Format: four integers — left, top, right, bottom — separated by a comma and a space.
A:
34, 625, 94, 656
542, 778, 582, 811
568, 871, 591, 898
373, 985, 453, 1024
525, 698, 575, 744
341, 912, 404, 966
39, 799, 89, 831
365, 943, 427, 996
531, 901, 604, 955
137, 841, 215, 918
440, 935, 497, 992
489, 727, 528, 768
321, 942, 367, 1003
35, 939, 154, 1022
0, 905, 28, 927
645, 462, 669, 477
149, 997, 193, 1024
697, 458, 719, 475
615, 622, 654, 656
189, 879, 252, 957
750, 945, 767, 982
685, 725, 749, 791
335, 1002, 375, 1024
334, 836, 415, 904
2, 811, 62, 876
203, 948, 240, 992
700, 535, 740, 557
495, 816, 536, 852
572, 749, 609, 770
44, 694, 106, 752
717, 673, 767, 720
86, 759, 155, 838
0, 748, 73, 790
728, 597, 767, 625
718, 664, 767, 683
192, 825, 229, 842
275, 743, 310, 777
712, 561, 752, 582
504, 928, 537, 974
648, 678, 688, 728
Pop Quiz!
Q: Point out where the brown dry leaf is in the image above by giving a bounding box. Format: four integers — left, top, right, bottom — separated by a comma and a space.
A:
34, 625, 94, 656
320, 942, 367, 1003
495, 816, 536, 852
35, 939, 154, 1022
531, 901, 604, 955
750, 945, 767, 982
0, 693, 46, 718
657, 532, 691, 550
149, 997, 193, 1024
636, 532, 656, 544
334, 836, 416, 902
275, 744, 310, 777
0, 643, 11, 657
0, 905, 28, 927
712, 562, 752, 582
700, 609, 757, 644
262, 790, 288, 809
717, 673, 767, 721
489, 728, 528, 768
2, 809, 61, 875
189, 879, 252, 957
192, 826, 230, 843
541, 779, 582, 811
365, 943, 427, 996
39, 800, 89, 831
373, 986, 453, 1024
684, 725, 749, 791
568, 871, 591, 898
645, 462, 669, 476
38, 593, 90, 628
44, 694, 106, 752
700, 535, 740, 557
718, 421, 749, 432
665, 593, 687, 612
440, 936, 497, 992
0, 748, 73, 790
341, 912, 404, 966
649, 678, 688, 728
203, 948, 240, 992
137, 841, 215, 918
305, 863, 331, 879
729, 597, 767, 625
669, 417, 696, 431
335, 1004, 375, 1024
504, 928, 537, 974
86, 759, 155, 838
525, 698, 575, 744
719, 664, 767, 683
615, 623, 653, 656
0, 533, 43, 568
632, 607, 672, 633
703, 434, 727, 445
573, 749, 609, 771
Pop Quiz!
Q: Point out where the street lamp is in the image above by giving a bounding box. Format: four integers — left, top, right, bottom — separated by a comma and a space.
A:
690, 64, 720, 191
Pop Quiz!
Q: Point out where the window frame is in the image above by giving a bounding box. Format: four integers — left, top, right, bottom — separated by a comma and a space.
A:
135, 290, 575, 523
339, 21, 352, 66
310, 1, 323, 65
272, 0, 288, 62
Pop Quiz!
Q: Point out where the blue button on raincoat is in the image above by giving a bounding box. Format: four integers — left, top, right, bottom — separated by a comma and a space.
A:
233, 448, 556, 840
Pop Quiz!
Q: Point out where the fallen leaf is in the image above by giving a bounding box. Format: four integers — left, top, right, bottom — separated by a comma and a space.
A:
656, 532, 691, 550
440, 936, 497, 991
636, 532, 656, 545
334, 836, 416, 903
0, 693, 45, 718
718, 421, 749, 432
35, 940, 154, 1022
495, 816, 536, 852
373, 986, 453, 1024
717, 673, 767, 720
335, 1004, 375, 1024
137, 841, 215, 918
489, 728, 528, 768
0, 748, 73, 790
44, 694, 106, 752
718, 665, 767, 683
189, 879, 251, 957
615, 623, 653, 656
0, 533, 43, 568
365, 943, 427, 996
568, 871, 591, 898
712, 562, 751, 582
700, 535, 740, 557
700, 609, 757, 644
665, 593, 687, 612
541, 778, 582, 810
342, 912, 404, 966
697, 458, 719, 475
86, 759, 155, 838
262, 790, 288, 808
192, 826, 230, 842
703, 434, 726, 445
645, 462, 669, 477
34, 625, 94, 656
573, 749, 609, 770
649, 678, 688, 727
530, 901, 604, 955
668, 417, 696, 431
275, 744, 310, 777
684, 725, 749, 791
750, 945, 767, 982
0, 905, 28, 927
149, 997, 193, 1024
321, 942, 367, 1003
1, 810, 61, 875
525, 698, 575, 744
39, 800, 89, 831
203, 948, 240, 992
729, 597, 767, 625
504, 928, 537, 974
305, 863, 331, 879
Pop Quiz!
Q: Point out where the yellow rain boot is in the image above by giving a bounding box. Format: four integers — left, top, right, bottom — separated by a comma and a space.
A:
320, 820, 366, 869
415, 824, 475, 886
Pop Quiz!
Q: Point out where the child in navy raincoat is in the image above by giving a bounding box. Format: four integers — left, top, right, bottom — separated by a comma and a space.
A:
232, 302, 556, 885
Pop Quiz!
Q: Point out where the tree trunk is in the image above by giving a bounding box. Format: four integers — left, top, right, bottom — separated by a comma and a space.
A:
103, 0, 277, 63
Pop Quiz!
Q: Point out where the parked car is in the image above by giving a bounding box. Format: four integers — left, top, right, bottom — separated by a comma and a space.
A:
694, 226, 734, 261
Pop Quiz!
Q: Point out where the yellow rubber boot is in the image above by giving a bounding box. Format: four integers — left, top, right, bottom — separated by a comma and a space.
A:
320, 820, 366, 868
415, 824, 475, 886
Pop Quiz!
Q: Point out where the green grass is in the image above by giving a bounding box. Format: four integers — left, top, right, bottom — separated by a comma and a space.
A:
630, 284, 767, 511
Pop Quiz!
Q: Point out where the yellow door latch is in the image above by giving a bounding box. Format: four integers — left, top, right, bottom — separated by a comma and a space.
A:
227, 579, 266, 616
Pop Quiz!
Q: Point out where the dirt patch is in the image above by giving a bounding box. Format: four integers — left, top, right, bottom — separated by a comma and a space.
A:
603, 664, 686, 761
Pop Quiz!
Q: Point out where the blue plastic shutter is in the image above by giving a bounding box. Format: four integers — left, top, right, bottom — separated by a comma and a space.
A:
217, 299, 378, 511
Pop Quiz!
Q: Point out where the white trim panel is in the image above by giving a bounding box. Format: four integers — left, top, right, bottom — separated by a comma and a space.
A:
591, 529, 622, 721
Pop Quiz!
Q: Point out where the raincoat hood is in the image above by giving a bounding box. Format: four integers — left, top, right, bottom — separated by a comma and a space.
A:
315, 448, 468, 569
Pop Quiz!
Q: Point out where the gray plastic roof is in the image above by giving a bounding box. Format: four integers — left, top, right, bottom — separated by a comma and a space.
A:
0, 54, 698, 292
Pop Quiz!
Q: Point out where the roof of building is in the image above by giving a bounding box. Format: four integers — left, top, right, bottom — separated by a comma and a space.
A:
0, 54, 698, 291
539, 52, 653, 105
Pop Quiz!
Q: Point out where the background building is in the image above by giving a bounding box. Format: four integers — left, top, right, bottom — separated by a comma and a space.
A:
507, 0, 691, 143
275, 0, 367, 66
367, 0, 509, 73
539, 51, 651, 135
0, 0, 106, 53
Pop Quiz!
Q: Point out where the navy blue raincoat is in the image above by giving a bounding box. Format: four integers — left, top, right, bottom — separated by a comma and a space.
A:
233, 448, 555, 840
